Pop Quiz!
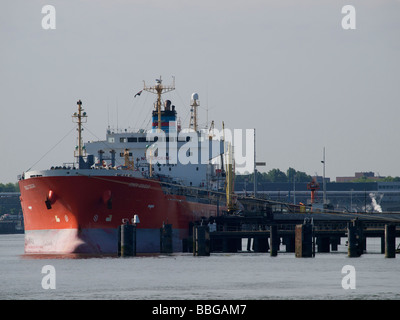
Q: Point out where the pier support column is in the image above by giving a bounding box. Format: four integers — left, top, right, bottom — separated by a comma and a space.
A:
331, 236, 340, 251
247, 237, 252, 251
283, 236, 295, 253
193, 225, 210, 256
182, 238, 189, 253
223, 238, 239, 253
253, 237, 269, 252
270, 225, 278, 257
348, 219, 362, 258
160, 224, 173, 254
362, 236, 367, 254
222, 223, 229, 253
385, 224, 396, 258
295, 221, 314, 258
381, 235, 385, 254
118, 223, 136, 257
317, 236, 330, 253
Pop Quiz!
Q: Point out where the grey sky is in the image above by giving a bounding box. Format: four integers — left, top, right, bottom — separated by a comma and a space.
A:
1, 0, 399, 183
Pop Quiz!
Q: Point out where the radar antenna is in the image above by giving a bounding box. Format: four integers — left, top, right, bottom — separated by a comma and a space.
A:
189, 93, 200, 132
143, 76, 175, 131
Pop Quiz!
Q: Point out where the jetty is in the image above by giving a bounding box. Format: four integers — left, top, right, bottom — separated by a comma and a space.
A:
188, 209, 400, 258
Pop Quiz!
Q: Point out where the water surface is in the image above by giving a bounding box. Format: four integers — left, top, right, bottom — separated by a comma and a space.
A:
1, 234, 399, 300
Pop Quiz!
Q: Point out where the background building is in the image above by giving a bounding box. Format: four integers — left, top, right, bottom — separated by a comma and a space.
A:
235, 180, 400, 213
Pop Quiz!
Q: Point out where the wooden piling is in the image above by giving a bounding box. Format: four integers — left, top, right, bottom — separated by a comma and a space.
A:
160, 224, 173, 254
348, 219, 362, 258
118, 224, 136, 257
270, 225, 278, 257
295, 222, 313, 258
347, 223, 358, 257
385, 224, 396, 258
193, 225, 210, 256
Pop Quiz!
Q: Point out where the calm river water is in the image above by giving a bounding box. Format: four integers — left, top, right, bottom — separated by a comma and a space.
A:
1, 234, 399, 300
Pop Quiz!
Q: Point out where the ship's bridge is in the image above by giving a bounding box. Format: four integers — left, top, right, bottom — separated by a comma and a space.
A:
85, 128, 225, 189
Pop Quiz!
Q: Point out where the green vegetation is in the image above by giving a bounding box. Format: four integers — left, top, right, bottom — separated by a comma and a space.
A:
235, 169, 400, 184
235, 167, 313, 184
0, 183, 19, 192
351, 176, 400, 183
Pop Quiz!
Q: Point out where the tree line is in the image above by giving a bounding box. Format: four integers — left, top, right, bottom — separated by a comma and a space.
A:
235, 168, 400, 184
235, 168, 313, 184
0, 183, 19, 192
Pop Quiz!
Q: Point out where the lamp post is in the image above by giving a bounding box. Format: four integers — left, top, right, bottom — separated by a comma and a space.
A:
321, 147, 326, 208
350, 188, 354, 212
253, 128, 266, 198
293, 172, 296, 205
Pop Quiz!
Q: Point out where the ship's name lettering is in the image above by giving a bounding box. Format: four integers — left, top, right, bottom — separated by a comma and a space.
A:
128, 183, 150, 189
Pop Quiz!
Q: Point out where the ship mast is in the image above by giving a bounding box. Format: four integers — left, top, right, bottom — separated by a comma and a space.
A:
189, 93, 199, 132
143, 76, 175, 131
72, 100, 87, 163
226, 143, 234, 212
222, 122, 236, 213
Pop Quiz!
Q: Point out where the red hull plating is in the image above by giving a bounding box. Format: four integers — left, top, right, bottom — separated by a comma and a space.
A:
19, 174, 220, 254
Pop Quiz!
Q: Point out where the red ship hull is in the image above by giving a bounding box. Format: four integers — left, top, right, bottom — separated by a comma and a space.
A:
19, 174, 220, 254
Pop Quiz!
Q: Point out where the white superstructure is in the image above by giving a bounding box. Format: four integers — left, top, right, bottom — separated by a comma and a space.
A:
85, 85, 226, 189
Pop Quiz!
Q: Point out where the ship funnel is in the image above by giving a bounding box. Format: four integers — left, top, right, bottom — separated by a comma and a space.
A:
165, 99, 171, 110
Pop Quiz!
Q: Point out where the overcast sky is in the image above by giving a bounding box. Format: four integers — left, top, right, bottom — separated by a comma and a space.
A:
1, 0, 399, 183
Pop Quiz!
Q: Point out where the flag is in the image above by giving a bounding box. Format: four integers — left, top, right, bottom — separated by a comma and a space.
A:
134, 90, 143, 98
